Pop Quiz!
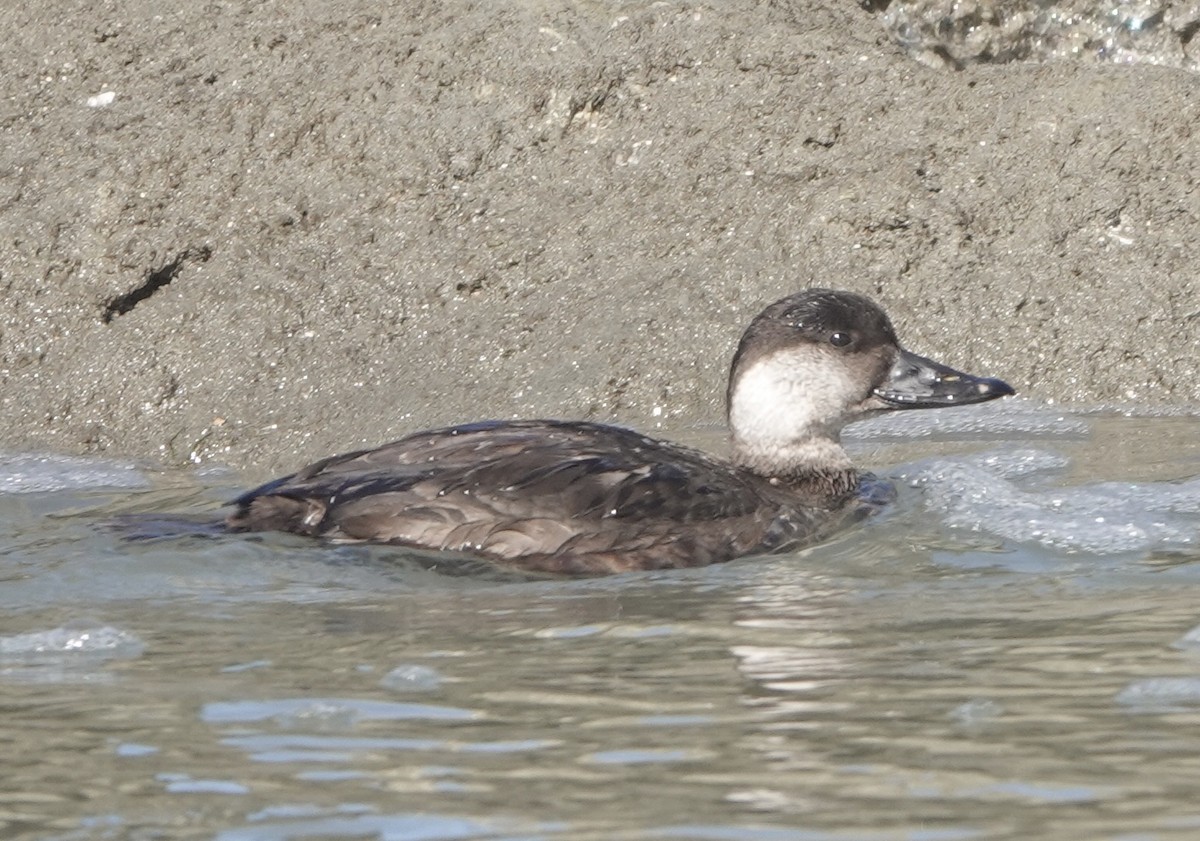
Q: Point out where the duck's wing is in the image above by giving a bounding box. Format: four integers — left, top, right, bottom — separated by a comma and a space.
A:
227, 420, 820, 572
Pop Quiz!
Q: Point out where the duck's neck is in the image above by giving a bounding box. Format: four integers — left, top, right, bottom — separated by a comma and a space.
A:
731, 436, 859, 501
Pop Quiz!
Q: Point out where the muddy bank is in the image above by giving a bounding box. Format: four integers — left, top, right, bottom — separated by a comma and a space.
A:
1, 0, 1198, 473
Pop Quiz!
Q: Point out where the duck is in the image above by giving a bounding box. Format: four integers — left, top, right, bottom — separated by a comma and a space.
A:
226, 289, 1014, 574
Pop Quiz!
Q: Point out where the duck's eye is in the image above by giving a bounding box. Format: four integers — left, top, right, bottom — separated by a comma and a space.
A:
829, 332, 852, 348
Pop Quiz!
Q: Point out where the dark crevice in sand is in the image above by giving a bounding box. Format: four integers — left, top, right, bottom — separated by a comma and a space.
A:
102, 246, 212, 323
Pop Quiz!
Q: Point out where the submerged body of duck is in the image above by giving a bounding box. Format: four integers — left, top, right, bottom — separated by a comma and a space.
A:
227, 289, 1014, 574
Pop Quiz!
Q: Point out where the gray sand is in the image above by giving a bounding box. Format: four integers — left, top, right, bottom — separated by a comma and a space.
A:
2, 1, 1198, 473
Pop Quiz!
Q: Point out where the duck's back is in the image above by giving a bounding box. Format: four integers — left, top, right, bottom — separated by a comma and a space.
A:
227, 420, 851, 574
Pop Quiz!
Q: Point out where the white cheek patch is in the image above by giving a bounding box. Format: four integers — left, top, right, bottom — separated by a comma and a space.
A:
728, 349, 861, 448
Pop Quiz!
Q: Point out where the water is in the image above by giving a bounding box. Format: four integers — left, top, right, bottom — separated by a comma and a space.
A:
7, 402, 1200, 840
875, 0, 1200, 73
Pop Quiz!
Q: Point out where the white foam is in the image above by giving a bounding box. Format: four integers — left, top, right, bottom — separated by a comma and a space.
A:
1116, 677, 1200, 712
379, 664, 443, 693
849, 400, 1089, 442
0, 625, 144, 659
0, 453, 149, 494
949, 698, 1004, 727
896, 449, 1200, 555
0, 625, 144, 683
1172, 625, 1200, 651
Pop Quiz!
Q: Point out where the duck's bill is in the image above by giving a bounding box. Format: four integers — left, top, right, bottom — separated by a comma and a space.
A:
873, 348, 1015, 410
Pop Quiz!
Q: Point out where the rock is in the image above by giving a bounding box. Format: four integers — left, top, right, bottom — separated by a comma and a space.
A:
1, 0, 1197, 470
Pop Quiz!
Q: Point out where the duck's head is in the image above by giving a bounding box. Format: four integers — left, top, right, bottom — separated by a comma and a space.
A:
726, 288, 1014, 481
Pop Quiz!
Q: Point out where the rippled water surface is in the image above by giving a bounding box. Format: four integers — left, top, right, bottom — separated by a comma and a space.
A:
7, 403, 1200, 840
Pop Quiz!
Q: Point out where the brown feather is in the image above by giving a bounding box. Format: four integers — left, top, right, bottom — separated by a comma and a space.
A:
227, 420, 859, 572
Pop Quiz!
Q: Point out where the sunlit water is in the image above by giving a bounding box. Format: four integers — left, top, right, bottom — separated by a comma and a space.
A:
7, 402, 1200, 840
875, 0, 1200, 73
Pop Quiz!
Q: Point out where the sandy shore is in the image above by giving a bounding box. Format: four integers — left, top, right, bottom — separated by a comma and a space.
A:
2, 0, 1198, 472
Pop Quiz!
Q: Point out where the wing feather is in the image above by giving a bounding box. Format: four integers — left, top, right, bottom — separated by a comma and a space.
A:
227, 420, 815, 569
